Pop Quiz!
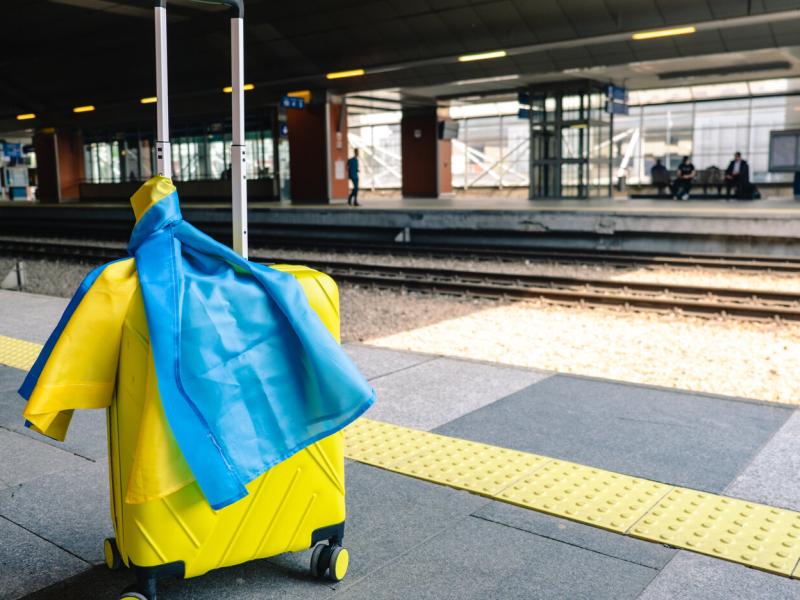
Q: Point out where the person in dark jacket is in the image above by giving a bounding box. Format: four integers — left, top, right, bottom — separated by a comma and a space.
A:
650, 158, 669, 196
347, 149, 360, 207
724, 152, 750, 199
672, 156, 696, 200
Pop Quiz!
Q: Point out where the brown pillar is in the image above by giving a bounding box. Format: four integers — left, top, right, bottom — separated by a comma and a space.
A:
401, 108, 452, 198
286, 96, 348, 203
33, 129, 84, 203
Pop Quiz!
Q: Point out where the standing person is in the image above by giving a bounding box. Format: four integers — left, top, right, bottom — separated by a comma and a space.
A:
347, 148, 360, 207
672, 156, 696, 200
724, 151, 750, 199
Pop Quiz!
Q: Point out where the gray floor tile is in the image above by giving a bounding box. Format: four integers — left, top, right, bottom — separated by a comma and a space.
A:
338, 514, 658, 600
636, 552, 800, 600
0, 374, 108, 463
343, 343, 433, 381
0, 516, 88, 600
19, 462, 488, 600
0, 291, 66, 344
364, 357, 549, 431
0, 429, 90, 492
725, 409, 800, 511
0, 367, 23, 393
0, 461, 111, 564
473, 501, 676, 570
435, 374, 791, 492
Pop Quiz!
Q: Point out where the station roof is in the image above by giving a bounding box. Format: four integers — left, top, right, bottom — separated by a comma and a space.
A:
3, 0, 800, 129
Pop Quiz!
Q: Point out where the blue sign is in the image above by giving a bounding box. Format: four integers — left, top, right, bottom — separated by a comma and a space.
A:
604, 84, 628, 115
518, 91, 530, 106
605, 101, 629, 115
518, 108, 530, 119
280, 96, 305, 109
279, 123, 289, 137
3, 143, 22, 160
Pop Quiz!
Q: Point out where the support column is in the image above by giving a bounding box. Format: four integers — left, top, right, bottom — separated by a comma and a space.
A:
33, 128, 84, 203
286, 94, 348, 203
401, 107, 452, 198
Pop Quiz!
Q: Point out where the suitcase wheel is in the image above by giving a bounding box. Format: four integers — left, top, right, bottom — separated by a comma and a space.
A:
310, 543, 349, 582
104, 537, 122, 571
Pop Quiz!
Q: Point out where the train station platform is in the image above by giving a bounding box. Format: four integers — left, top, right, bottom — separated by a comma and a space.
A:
1, 288, 799, 599
1, 195, 799, 257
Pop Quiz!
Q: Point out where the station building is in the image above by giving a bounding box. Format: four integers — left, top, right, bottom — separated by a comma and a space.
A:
2, 2, 800, 205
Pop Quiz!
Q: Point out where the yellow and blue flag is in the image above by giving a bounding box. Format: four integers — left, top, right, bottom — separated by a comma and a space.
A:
19, 176, 375, 510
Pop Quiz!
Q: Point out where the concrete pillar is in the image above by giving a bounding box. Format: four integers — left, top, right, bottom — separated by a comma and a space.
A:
33, 129, 84, 203
401, 107, 452, 198
286, 95, 348, 203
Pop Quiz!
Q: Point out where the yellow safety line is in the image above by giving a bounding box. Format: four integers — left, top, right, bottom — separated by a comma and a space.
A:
0, 334, 41, 371
343, 418, 800, 579
2, 335, 799, 578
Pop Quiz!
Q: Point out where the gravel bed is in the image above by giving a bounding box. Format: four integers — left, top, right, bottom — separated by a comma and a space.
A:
366, 295, 800, 405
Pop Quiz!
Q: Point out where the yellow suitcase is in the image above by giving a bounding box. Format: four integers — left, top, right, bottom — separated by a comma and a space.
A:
105, 265, 350, 599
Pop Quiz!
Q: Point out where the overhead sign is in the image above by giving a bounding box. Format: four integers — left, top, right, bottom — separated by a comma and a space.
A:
280, 95, 305, 109
604, 84, 628, 115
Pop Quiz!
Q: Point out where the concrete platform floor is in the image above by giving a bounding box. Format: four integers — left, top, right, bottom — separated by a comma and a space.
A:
3, 195, 800, 216
0, 289, 799, 599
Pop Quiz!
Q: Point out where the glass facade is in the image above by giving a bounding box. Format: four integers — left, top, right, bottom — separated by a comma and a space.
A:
452, 115, 529, 189
614, 94, 800, 185
347, 120, 402, 189
83, 121, 275, 184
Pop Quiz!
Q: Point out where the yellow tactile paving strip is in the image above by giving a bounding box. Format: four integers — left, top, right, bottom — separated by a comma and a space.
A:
0, 334, 41, 371
344, 418, 800, 579
2, 335, 799, 578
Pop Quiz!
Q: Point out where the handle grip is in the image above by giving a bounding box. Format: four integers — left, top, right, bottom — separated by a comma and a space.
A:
154, 0, 243, 17
153, 0, 248, 257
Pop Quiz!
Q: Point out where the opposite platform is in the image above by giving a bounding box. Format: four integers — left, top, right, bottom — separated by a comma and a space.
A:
1, 195, 799, 256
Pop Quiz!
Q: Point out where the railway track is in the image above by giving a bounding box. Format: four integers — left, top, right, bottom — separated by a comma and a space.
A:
252, 240, 800, 273
1, 238, 799, 321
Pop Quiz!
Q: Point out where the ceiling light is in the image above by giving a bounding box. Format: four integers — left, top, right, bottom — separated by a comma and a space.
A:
140, 97, 158, 104
73, 105, 95, 113
326, 69, 365, 80
454, 74, 520, 86
223, 83, 255, 93
632, 26, 696, 40
16, 113, 36, 121
458, 50, 507, 62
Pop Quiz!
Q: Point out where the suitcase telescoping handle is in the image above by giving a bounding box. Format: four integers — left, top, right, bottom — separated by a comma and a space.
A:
153, 0, 249, 258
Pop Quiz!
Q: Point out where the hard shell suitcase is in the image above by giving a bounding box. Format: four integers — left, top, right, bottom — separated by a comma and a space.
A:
107, 265, 350, 599
102, 2, 352, 598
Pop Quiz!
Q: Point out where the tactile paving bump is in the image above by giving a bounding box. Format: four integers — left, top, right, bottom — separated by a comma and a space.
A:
0, 335, 41, 371
630, 488, 800, 576
344, 418, 551, 495
396, 434, 551, 496
499, 460, 673, 533
344, 418, 435, 468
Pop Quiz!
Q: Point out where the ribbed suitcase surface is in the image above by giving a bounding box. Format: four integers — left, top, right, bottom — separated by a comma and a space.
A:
108, 265, 346, 578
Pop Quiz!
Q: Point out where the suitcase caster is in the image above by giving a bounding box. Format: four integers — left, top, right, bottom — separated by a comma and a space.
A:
120, 579, 156, 600
310, 543, 349, 582
104, 537, 122, 571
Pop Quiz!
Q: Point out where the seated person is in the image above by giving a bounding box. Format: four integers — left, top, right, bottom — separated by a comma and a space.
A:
725, 152, 750, 199
672, 156, 696, 200
650, 159, 670, 195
